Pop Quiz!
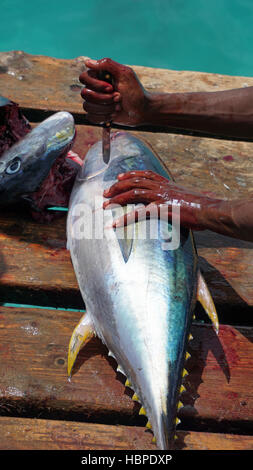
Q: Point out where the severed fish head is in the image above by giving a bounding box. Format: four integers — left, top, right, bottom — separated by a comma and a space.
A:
0, 111, 81, 220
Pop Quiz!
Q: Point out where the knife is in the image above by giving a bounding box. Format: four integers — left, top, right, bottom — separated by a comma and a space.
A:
102, 121, 111, 164
98, 71, 114, 164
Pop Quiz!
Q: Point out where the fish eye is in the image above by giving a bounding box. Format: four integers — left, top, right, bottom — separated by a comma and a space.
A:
6, 158, 21, 175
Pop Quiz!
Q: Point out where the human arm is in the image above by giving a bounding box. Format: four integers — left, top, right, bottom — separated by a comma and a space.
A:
80, 58, 253, 139
103, 170, 253, 242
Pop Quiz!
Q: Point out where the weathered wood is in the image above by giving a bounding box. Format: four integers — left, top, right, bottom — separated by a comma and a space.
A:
0, 416, 252, 450
176, 430, 253, 451
1, 51, 253, 117
182, 324, 253, 428
0, 416, 152, 450
0, 306, 252, 432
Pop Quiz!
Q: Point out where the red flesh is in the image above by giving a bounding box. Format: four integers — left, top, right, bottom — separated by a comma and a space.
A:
0, 100, 31, 155
30, 150, 82, 222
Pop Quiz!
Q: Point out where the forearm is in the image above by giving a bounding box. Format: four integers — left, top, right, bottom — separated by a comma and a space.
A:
144, 87, 253, 139
196, 198, 253, 241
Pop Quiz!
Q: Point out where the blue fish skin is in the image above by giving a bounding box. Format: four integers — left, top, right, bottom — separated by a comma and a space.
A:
68, 132, 198, 449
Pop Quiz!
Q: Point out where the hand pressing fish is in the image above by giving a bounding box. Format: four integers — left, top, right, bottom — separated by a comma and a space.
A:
0, 96, 81, 221
67, 131, 219, 449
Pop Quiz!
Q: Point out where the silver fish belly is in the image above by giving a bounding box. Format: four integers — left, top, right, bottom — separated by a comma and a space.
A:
67, 131, 199, 449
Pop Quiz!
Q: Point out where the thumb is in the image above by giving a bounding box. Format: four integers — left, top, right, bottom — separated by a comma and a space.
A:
85, 58, 123, 79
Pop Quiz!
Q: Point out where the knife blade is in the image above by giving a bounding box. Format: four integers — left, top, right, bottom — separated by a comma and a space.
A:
102, 121, 111, 164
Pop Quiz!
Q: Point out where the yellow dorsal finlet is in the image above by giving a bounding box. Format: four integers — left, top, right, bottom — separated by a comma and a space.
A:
185, 351, 191, 360
139, 406, 146, 416
132, 392, 139, 402
177, 401, 184, 411
180, 384, 186, 394
182, 368, 188, 378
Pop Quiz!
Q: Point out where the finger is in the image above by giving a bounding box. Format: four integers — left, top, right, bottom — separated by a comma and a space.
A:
103, 177, 166, 197
81, 88, 116, 105
112, 201, 161, 228
79, 71, 113, 92
103, 189, 163, 208
117, 170, 169, 183
83, 101, 116, 115
84, 58, 127, 80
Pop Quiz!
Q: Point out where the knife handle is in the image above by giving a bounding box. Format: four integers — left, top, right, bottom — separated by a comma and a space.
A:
98, 71, 114, 126
98, 70, 114, 87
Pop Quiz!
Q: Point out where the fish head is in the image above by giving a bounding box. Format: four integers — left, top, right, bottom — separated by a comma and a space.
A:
0, 111, 79, 217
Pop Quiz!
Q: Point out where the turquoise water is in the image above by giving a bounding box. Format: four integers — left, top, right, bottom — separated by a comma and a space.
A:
1, 0, 253, 77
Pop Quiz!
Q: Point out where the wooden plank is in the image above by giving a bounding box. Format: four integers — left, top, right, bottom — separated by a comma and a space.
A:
0, 416, 152, 450
176, 430, 253, 451
1, 51, 253, 116
0, 416, 252, 450
0, 207, 80, 307
182, 324, 253, 427
0, 306, 252, 430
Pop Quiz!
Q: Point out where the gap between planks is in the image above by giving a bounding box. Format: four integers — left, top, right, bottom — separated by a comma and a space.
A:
0, 416, 252, 451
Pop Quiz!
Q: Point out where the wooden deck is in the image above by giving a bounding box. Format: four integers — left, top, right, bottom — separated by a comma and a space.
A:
0, 51, 252, 451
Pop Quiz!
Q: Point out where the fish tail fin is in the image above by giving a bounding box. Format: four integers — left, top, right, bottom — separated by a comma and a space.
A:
197, 271, 219, 334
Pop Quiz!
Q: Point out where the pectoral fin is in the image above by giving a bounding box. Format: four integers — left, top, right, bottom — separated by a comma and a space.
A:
197, 272, 219, 334
68, 311, 95, 378
114, 206, 134, 263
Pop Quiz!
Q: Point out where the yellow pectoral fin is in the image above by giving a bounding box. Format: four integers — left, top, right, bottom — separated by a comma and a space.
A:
197, 272, 219, 334
68, 312, 95, 378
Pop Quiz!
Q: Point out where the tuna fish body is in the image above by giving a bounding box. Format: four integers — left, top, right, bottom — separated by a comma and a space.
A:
67, 132, 198, 449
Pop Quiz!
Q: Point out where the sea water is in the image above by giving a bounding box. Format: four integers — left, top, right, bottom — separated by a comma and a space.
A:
0, 0, 253, 76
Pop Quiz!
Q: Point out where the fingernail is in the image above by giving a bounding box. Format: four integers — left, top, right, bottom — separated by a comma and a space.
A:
86, 59, 97, 65
113, 94, 120, 102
